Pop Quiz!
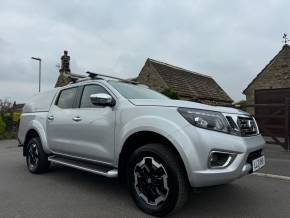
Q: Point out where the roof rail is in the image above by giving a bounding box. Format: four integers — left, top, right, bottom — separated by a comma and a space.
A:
68, 74, 94, 84
69, 76, 79, 83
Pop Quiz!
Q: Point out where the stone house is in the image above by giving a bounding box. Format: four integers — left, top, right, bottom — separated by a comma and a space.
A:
243, 44, 290, 104
136, 58, 233, 105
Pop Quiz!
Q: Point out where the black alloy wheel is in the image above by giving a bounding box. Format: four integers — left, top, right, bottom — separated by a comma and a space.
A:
127, 143, 189, 217
26, 137, 50, 174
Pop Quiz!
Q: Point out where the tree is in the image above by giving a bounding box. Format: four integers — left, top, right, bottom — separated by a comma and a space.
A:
0, 99, 13, 112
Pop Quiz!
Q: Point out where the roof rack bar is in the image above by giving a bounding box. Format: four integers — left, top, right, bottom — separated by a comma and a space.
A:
86, 71, 99, 78
86, 71, 139, 84
68, 71, 139, 85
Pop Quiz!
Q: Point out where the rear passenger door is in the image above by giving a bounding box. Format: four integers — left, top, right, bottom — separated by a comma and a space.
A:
46, 86, 80, 154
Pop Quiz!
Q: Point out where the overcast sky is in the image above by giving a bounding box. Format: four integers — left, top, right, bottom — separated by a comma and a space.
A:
0, 0, 289, 103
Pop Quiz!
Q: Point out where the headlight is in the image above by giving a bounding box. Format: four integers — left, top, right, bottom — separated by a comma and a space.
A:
178, 108, 230, 134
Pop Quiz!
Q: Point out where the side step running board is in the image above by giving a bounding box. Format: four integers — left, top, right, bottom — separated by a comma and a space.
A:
48, 155, 118, 178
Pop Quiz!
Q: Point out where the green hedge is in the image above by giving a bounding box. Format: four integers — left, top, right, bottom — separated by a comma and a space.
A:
0, 116, 6, 135
0, 115, 17, 140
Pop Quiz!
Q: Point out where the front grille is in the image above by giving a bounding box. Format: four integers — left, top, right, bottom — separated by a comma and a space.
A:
226, 116, 239, 130
237, 116, 258, 136
246, 149, 263, 164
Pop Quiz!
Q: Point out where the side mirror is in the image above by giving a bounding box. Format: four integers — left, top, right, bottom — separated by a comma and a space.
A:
90, 93, 115, 106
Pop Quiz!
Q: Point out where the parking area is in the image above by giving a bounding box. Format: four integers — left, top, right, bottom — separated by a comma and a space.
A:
0, 140, 290, 218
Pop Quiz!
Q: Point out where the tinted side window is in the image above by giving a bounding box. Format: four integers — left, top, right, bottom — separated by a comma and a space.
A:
80, 85, 110, 108
57, 87, 78, 109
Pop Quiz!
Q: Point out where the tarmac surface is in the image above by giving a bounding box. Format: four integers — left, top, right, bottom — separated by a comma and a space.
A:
0, 140, 290, 218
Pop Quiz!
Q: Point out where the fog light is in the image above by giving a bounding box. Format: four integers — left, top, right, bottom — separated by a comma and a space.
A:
208, 151, 236, 168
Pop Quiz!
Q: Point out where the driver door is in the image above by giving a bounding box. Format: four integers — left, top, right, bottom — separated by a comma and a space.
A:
72, 84, 116, 164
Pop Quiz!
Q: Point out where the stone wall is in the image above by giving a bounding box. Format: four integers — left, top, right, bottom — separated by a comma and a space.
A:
136, 61, 169, 92
55, 73, 70, 87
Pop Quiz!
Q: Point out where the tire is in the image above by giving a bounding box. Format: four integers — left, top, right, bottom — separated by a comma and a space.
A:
127, 143, 189, 217
26, 137, 50, 174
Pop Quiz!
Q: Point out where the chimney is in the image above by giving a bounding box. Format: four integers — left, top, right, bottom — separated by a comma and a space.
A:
59, 50, 71, 74
55, 50, 71, 88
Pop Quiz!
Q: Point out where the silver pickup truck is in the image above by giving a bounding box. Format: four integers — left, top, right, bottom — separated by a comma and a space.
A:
18, 74, 265, 216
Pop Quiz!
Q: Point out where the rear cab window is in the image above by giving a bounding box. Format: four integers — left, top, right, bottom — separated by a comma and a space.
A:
56, 87, 78, 109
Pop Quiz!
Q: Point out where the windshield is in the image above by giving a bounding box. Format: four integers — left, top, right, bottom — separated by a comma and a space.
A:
108, 81, 169, 100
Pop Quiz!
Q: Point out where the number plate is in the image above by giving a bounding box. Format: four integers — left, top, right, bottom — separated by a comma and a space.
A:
252, 156, 265, 172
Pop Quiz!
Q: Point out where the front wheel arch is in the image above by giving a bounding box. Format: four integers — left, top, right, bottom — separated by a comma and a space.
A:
118, 131, 189, 185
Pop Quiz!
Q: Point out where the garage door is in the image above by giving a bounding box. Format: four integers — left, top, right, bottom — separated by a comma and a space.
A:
255, 88, 290, 150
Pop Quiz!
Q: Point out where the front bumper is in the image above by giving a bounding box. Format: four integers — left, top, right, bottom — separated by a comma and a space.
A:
191, 153, 259, 187
169, 124, 266, 187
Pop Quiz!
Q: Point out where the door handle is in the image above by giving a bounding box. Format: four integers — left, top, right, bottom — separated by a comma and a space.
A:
48, 115, 54, 121
72, 116, 82, 122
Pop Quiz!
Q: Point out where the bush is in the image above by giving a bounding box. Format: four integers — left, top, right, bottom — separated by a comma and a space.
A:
0, 116, 6, 135
161, 89, 180, 100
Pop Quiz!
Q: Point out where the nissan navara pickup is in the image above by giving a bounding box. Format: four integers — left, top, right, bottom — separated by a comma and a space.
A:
18, 73, 265, 216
